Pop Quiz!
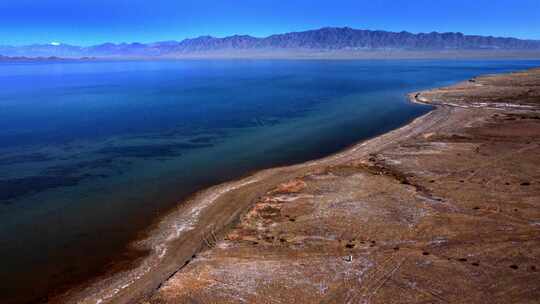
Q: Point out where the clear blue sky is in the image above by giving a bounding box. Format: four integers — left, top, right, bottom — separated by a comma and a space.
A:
1, 0, 539, 46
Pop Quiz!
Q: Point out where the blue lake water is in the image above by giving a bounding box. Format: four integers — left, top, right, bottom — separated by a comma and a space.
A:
1, 59, 539, 303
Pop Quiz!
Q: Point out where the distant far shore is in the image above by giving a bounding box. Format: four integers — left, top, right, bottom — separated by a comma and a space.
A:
154, 49, 540, 60
2, 50, 540, 61
0, 55, 97, 61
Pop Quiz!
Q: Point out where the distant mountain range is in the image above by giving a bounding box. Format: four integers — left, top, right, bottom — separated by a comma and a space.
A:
0, 54, 97, 61
2, 27, 540, 58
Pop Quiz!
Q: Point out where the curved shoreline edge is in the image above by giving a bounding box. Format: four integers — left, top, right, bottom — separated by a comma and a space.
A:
59, 67, 540, 304
60, 104, 444, 304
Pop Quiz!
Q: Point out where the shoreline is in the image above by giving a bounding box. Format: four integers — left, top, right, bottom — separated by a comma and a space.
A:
55, 100, 443, 304
149, 67, 540, 303
57, 67, 539, 304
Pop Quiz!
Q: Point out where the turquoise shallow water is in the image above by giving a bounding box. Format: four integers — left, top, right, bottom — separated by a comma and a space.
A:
0, 59, 539, 303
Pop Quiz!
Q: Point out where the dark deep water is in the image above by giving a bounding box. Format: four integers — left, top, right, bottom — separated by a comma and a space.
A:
1, 59, 539, 303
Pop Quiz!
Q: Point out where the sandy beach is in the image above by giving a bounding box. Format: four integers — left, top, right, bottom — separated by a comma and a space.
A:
55, 67, 540, 304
